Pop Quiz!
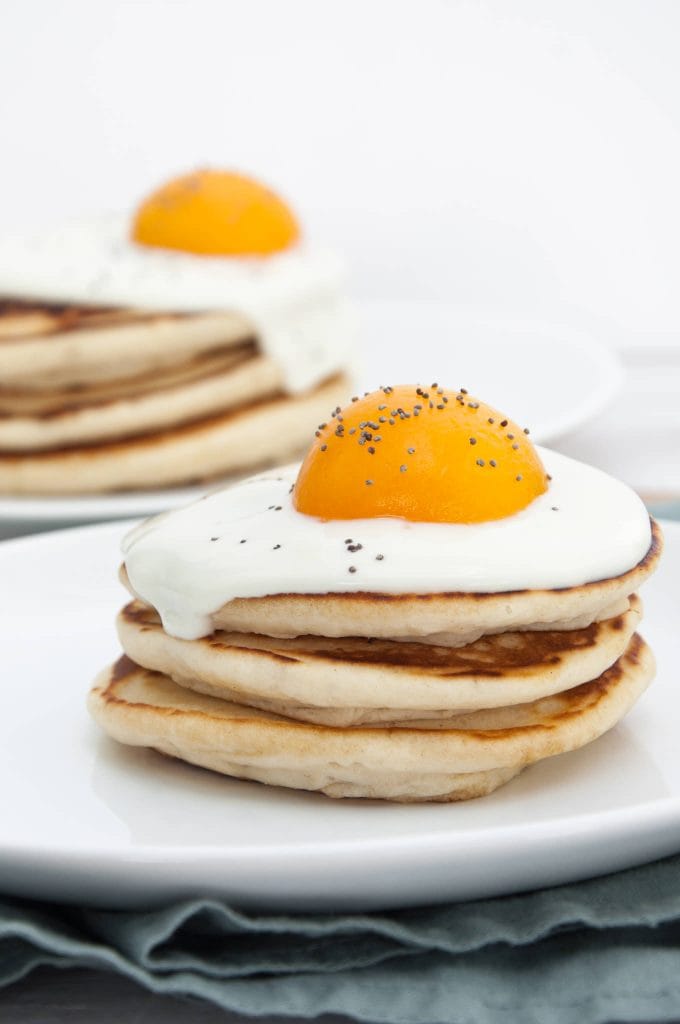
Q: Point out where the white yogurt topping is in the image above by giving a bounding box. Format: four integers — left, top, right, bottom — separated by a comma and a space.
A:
0, 218, 352, 393
122, 447, 652, 640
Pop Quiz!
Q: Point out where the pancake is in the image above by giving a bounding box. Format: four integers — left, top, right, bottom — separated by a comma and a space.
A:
0, 343, 257, 416
0, 375, 349, 494
117, 596, 643, 726
120, 520, 662, 646
0, 351, 283, 450
87, 635, 654, 801
0, 302, 254, 389
0, 299, 145, 339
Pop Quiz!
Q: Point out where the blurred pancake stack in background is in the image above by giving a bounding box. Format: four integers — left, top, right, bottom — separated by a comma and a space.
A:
0, 170, 353, 494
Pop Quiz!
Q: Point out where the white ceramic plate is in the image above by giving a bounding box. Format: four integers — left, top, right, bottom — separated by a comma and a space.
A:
0, 302, 621, 530
356, 301, 622, 445
0, 518, 677, 912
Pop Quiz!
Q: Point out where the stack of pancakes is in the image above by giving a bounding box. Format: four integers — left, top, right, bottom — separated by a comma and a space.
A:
0, 299, 347, 494
89, 521, 661, 802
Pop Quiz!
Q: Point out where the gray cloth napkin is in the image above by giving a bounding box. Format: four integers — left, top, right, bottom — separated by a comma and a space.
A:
2, 852, 680, 1024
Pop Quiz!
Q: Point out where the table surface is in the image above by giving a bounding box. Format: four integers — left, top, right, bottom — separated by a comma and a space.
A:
1, 344, 678, 1021
0, 966, 676, 1024
0, 968, 353, 1024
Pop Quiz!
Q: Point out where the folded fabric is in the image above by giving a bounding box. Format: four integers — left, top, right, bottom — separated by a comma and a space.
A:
2, 852, 680, 1024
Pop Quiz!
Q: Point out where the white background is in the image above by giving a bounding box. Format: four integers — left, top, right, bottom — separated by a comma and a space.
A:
1, 0, 679, 345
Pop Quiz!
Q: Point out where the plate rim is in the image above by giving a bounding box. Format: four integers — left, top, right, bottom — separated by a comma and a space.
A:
0, 791, 677, 863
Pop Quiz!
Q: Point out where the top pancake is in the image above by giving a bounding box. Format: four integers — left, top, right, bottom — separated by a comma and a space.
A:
0, 299, 144, 338
120, 520, 662, 645
0, 299, 254, 389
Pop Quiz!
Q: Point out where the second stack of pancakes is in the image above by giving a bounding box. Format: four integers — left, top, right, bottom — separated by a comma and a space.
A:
0, 169, 351, 495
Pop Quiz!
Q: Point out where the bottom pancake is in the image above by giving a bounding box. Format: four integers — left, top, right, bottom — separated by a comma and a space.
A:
88, 636, 654, 802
